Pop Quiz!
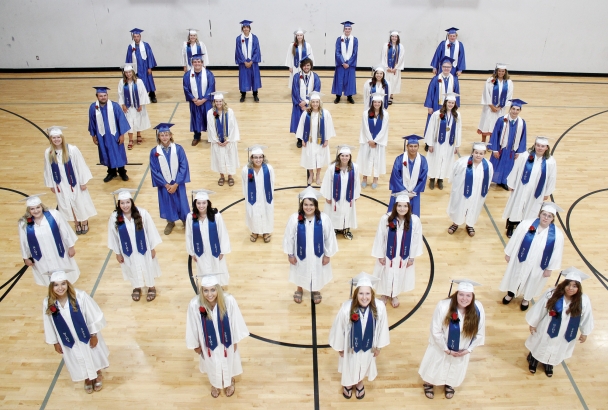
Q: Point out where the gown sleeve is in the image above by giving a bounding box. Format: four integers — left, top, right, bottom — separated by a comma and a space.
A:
137, 79, 150, 104
216, 213, 231, 255
70, 145, 93, 185
319, 164, 334, 199
371, 214, 388, 259
282, 215, 298, 255
580, 295, 594, 336
42, 298, 59, 345
323, 110, 336, 140
78, 289, 107, 334
43, 148, 54, 188
375, 111, 390, 147
142, 209, 162, 250
424, 111, 439, 147
526, 290, 551, 327
185, 213, 195, 256
430, 301, 448, 350
117, 80, 125, 105
328, 302, 349, 351
226, 295, 250, 344
455, 113, 462, 148
107, 212, 122, 254
374, 302, 390, 349
175, 145, 191, 185
186, 297, 202, 350
322, 214, 338, 257
410, 215, 424, 258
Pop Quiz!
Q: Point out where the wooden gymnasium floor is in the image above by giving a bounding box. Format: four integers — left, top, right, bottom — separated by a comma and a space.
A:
0, 69, 606, 409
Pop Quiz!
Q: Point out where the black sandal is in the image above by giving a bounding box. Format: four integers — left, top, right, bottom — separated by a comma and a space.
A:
423, 383, 434, 399
528, 353, 539, 374
75, 222, 83, 235
355, 385, 365, 400
342, 386, 353, 399
544, 364, 553, 377
81, 221, 89, 234
444, 385, 455, 399
466, 225, 475, 237
447, 223, 458, 235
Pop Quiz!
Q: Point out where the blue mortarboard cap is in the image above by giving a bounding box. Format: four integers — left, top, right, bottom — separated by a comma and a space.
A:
440, 56, 455, 65
240, 20, 253, 26
403, 135, 424, 145
191, 53, 205, 61
153, 123, 175, 132
93, 86, 110, 93
130, 28, 144, 34
341, 21, 355, 27
509, 98, 527, 108
445, 27, 459, 34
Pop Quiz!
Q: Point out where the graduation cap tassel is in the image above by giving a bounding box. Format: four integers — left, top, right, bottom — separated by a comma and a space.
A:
448, 282, 454, 298
554, 271, 563, 286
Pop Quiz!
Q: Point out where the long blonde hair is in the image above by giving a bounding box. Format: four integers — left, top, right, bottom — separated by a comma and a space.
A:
199, 285, 228, 319
349, 286, 378, 320
48, 134, 69, 165
46, 281, 78, 314
19, 202, 49, 224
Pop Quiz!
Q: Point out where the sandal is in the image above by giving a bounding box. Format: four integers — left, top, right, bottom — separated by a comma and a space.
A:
423, 383, 434, 399
131, 288, 141, 302
391, 297, 400, 308
355, 385, 365, 400
528, 352, 538, 374
312, 291, 322, 304
293, 290, 303, 304
250, 233, 259, 242
84, 381, 94, 394
263, 233, 271, 243
228, 176, 235, 187
447, 223, 458, 235
146, 287, 156, 302
75, 222, 83, 235
93, 378, 103, 392
466, 225, 475, 237
218, 176, 225, 186
544, 364, 553, 377
211, 386, 220, 398
444, 385, 455, 399
342, 386, 353, 399
137, 135, 143, 145
225, 377, 236, 397
128, 140, 134, 150
81, 221, 89, 235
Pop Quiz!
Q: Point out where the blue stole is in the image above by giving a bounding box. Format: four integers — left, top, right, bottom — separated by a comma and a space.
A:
442, 76, 450, 94
386, 218, 412, 267
332, 167, 355, 204
517, 219, 556, 269
51, 158, 77, 191
296, 215, 324, 260
521, 155, 547, 199
27, 211, 65, 261
50, 299, 91, 348
292, 42, 305, 68
215, 111, 229, 143
387, 44, 399, 68
117, 216, 147, 257
370, 83, 389, 108
247, 164, 273, 205
194, 71, 203, 99
186, 43, 201, 66
464, 158, 490, 198
447, 305, 480, 352
123, 81, 140, 109
303, 112, 325, 144
438, 114, 456, 145
200, 305, 232, 357
547, 297, 582, 342
492, 80, 509, 107
351, 306, 374, 353
368, 115, 383, 140
192, 217, 222, 258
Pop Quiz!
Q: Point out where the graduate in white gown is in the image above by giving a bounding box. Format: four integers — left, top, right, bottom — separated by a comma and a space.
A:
381, 30, 405, 102
186, 190, 232, 286
43, 270, 109, 393
503, 137, 557, 238
207, 91, 240, 187
425, 92, 462, 190
182, 29, 209, 70
285, 28, 314, 89
362, 67, 390, 111
525, 267, 594, 377
107, 189, 162, 302
500, 202, 564, 311
296, 91, 336, 185
283, 187, 338, 304
418, 279, 485, 400
328, 272, 389, 400
186, 273, 249, 398
117, 64, 151, 149
19, 194, 80, 286
241, 145, 274, 243
446, 143, 494, 237
320, 145, 361, 240
357, 92, 389, 189
43, 126, 97, 235
477, 64, 513, 142
372, 191, 423, 308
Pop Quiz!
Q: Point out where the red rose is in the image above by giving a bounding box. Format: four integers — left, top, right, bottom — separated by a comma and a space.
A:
191, 73, 194, 77
294, 42, 298, 47
242, 39, 245, 43
388, 221, 396, 230
213, 111, 219, 118
467, 159, 473, 167
27, 217, 33, 224
192, 212, 196, 218
50, 305, 57, 313
529, 226, 536, 233
335, 166, 340, 173
154, 152, 160, 157
439, 113, 445, 119
528, 154, 534, 162
95, 105, 99, 110
451, 312, 458, 320
131, 47, 136, 53
438, 79, 442, 83
503, 118, 508, 123
351, 313, 359, 322
297, 214, 304, 222
447, 43, 452, 49
491, 79, 496, 84
199, 306, 207, 316
117, 215, 124, 222
341, 38, 344, 42
549, 310, 557, 317
299, 75, 303, 79
387, 43, 391, 47
369, 112, 375, 118
403, 161, 407, 166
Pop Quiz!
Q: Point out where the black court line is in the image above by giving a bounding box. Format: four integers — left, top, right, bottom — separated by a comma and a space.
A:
0, 107, 48, 137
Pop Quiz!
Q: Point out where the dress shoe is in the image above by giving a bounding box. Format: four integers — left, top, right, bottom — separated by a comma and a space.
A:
119, 173, 129, 181
347, 96, 355, 104
240, 92, 246, 103
429, 179, 435, 190
334, 95, 341, 104
149, 92, 157, 103
192, 139, 200, 146
296, 139, 302, 148
437, 179, 444, 190
253, 92, 259, 102
103, 174, 115, 183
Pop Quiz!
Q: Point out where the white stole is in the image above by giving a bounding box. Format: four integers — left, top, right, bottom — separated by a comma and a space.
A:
130, 41, 147, 74
299, 73, 315, 102
340, 35, 354, 61
156, 143, 178, 184
240, 34, 252, 60
402, 153, 422, 192
437, 74, 454, 105
95, 100, 117, 136
189, 68, 208, 99
499, 116, 524, 150
443, 40, 460, 68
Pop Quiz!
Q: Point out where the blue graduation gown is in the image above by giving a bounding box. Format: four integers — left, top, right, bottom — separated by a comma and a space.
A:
430, 41, 466, 76
423, 75, 460, 131
235, 35, 262, 92
331, 37, 358, 96
88, 102, 131, 168
290, 72, 321, 133
387, 153, 428, 217
183, 69, 215, 133
149, 144, 191, 222
125, 42, 157, 92
488, 118, 527, 185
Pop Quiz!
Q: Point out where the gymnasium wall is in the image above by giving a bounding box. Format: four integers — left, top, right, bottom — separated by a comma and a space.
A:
0, 0, 604, 73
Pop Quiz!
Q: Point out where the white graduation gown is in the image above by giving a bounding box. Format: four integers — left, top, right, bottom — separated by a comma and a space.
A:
371, 214, 423, 296
107, 208, 162, 288
282, 212, 338, 291
43, 289, 109, 382
477, 78, 513, 133
424, 110, 462, 179
320, 163, 361, 230
503, 154, 557, 222
241, 164, 275, 234
525, 289, 594, 365
418, 299, 485, 387
381, 43, 405, 94
117, 79, 151, 132
207, 108, 240, 175
362, 79, 391, 111
185, 213, 231, 286
296, 109, 336, 169
284, 42, 315, 89
447, 157, 494, 226
357, 110, 389, 177
186, 294, 249, 388
328, 300, 390, 386
499, 220, 564, 300
19, 209, 80, 286
182, 41, 210, 69
43, 145, 97, 222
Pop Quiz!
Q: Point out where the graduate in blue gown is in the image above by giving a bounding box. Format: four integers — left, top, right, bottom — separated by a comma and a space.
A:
332, 21, 358, 104
149, 123, 191, 235
183, 53, 216, 146
291, 55, 321, 146
235, 20, 262, 102
488, 99, 528, 189
424, 56, 461, 134
430, 27, 466, 77
88, 87, 131, 183
387, 135, 428, 217
125, 28, 158, 103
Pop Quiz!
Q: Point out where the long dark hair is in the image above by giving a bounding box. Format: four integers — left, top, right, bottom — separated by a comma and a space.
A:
367, 103, 384, 121
292, 35, 306, 56
370, 70, 387, 88
439, 99, 459, 119
387, 201, 411, 232
444, 292, 480, 340
115, 199, 143, 230
387, 34, 401, 46
298, 198, 321, 220
192, 199, 218, 222
349, 287, 378, 320
547, 280, 583, 317
332, 153, 353, 172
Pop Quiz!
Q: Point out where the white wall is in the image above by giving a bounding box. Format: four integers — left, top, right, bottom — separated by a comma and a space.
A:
0, 0, 605, 73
